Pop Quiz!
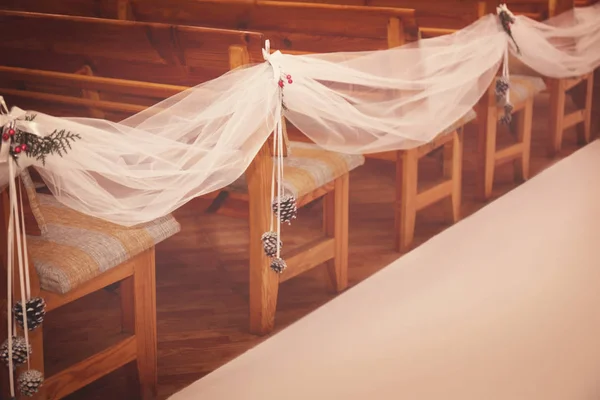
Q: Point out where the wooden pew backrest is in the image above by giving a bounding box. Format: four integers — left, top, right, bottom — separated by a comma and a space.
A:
0, 10, 264, 119
122, 0, 418, 52
0, 10, 264, 86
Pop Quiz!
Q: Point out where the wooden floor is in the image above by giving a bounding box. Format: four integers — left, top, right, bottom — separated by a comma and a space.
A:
43, 94, 597, 399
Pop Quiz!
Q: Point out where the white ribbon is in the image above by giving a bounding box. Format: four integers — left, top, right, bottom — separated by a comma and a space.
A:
262, 40, 284, 82
1, 96, 38, 397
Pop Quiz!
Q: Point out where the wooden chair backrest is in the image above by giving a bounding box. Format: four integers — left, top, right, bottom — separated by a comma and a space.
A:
105, 0, 418, 51
0, 0, 123, 18
0, 10, 264, 120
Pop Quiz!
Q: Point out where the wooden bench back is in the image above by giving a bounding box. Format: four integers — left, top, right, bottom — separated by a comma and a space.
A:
0, 10, 264, 120
123, 0, 419, 52
0, 1, 418, 51
0, 0, 123, 18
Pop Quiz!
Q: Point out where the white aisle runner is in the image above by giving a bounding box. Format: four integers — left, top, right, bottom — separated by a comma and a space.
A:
170, 141, 600, 400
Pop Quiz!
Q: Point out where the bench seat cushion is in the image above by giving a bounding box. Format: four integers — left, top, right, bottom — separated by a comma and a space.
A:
228, 141, 365, 198
23, 176, 180, 294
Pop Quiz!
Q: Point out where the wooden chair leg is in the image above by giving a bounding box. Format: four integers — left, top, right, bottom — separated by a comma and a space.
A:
446, 130, 463, 223
120, 276, 140, 399
396, 149, 418, 253
514, 99, 534, 182
323, 174, 349, 293
247, 144, 278, 336
478, 105, 497, 200
548, 78, 566, 157
576, 73, 594, 145
133, 249, 157, 400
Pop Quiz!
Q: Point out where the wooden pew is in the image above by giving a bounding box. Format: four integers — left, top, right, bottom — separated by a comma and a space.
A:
110, 0, 473, 252
506, 0, 595, 155
0, 10, 264, 120
0, 10, 364, 335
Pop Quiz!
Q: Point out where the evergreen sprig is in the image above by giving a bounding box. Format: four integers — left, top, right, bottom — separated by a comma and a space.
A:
7, 114, 81, 165
16, 130, 81, 165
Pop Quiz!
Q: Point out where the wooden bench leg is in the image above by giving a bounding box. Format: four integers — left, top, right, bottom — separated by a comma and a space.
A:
514, 99, 534, 182
324, 174, 349, 293
248, 144, 278, 335
396, 149, 418, 253
478, 105, 497, 200
133, 249, 157, 400
548, 78, 566, 157
120, 276, 141, 399
443, 130, 463, 223
576, 73, 594, 145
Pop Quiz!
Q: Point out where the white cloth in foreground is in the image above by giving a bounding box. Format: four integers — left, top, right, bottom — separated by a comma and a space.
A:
170, 140, 600, 400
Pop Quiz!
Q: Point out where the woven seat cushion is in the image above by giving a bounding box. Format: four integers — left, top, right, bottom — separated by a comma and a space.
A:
228, 141, 365, 198
21, 171, 180, 294
496, 75, 546, 109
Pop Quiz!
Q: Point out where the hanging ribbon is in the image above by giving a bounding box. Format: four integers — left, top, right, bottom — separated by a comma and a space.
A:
0, 97, 46, 398
496, 4, 520, 125
260, 40, 296, 274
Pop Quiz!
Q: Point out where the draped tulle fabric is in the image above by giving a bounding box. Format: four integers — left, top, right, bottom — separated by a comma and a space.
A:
1, 4, 599, 227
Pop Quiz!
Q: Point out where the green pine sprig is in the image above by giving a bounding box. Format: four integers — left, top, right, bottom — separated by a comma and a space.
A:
8, 114, 81, 165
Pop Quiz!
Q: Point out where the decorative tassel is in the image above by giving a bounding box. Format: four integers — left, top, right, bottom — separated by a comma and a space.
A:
13, 297, 46, 331
262, 41, 294, 275
17, 370, 44, 397
261, 231, 282, 257
495, 77, 510, 101
497, 4, 520, 54
500, 103, 514, 125
272, 194, 297, 224
270, 257, 287, 274
0, 337, 31, 368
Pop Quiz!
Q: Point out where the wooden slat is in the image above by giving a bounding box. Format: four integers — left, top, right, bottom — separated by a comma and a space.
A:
563, 109, 585, 129
0, 88, 149, 114
0, 0, 121, 18
280, 237, 335, 282
0, 66, 187, 99
494, 143, 525, 165
415, 180, 453, 211
123, 0, 418, 52
43, 336, 137, 399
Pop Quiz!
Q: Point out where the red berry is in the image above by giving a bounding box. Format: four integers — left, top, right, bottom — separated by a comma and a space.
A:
278, 80, 284, 88
2, 134, 8, 141
21, 143, 28, 151
8, 129, 15, 136
13, 146, 21, 154
286, 74, 291, 80
288, 79, 293, 84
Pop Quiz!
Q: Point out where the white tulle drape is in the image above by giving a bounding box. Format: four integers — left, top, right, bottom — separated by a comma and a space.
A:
1, 4, 599, 227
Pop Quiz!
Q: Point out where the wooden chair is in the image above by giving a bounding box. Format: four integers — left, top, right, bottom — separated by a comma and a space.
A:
0, 9, 365, 335
476, 74, 544, 199
498, 0, 594, 156
0, 169, 181, 400
115, 0, 477, 252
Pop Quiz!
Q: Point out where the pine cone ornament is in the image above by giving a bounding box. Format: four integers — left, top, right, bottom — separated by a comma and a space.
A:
272, 194, 297, 224
270, 257, 287, 274
13, 297, 46, 331
0, 337, 31, 368
18, 370, 44, 397
495, 77, 510, 100
261, 231, 282, 257
500, 103, 514, 125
